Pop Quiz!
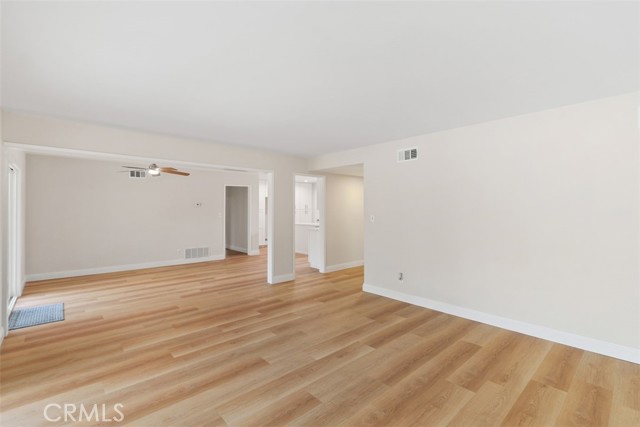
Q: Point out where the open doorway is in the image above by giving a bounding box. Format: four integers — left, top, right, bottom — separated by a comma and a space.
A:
307, 165, 364, 274
294, 175, 325, 273
224, 186, 250, 257
7, 164, 21, 314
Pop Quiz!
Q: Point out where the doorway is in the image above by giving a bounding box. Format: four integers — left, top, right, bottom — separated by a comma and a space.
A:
224, 186, 250, 256
294, 175, 325, 272
7, 165, 21, 314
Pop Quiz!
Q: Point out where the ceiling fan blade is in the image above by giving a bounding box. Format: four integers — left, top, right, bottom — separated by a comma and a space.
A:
121, 166, 147, 170
160, 167, 178, 170
161, 169, 190, 176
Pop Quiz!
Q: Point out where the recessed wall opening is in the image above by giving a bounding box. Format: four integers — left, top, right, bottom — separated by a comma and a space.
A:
224, 185, 250, 257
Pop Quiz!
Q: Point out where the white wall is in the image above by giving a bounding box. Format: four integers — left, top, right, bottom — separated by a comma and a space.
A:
26, 155, 259, 278
324, 174, 364, 270
2, 111, 308, 284
225, 186, 249, 253
311, 93, 640, 362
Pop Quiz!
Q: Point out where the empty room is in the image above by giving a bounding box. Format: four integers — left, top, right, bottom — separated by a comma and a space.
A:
0, 1, 638, 426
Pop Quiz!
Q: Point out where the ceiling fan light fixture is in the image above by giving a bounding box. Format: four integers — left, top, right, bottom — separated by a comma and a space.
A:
120, 163, 188, 177
148, 164, 160, 175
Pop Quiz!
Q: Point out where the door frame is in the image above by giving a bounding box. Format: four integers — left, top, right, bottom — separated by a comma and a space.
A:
7, 163, 22, 314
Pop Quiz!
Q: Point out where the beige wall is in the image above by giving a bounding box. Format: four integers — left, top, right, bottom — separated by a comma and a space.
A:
324, 173, 364, 269
2, 111, 308, 283
312, 93, 640, 358
26, 155, 259, 278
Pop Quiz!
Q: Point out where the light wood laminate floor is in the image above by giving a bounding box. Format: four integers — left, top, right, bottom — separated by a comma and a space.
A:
1, 249, 638, 426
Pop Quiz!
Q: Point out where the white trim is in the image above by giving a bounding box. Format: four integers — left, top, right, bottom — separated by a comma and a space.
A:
291, 174, 298, 282
0, 327, 4, 347
6, 162, 24, 299
248, 250, 260, 256
26, 255, 225, 282
266, 172, 275, 284
316, 176, 327, 273
227, 245, 248, 254
363, 283, 640, 365
8, 296, 17, 314
3, 143, 268, 174
322, 260, 364, 273
271, 273, 295, 284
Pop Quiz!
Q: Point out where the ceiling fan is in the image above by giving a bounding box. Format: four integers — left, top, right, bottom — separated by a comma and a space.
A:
120, 163, 190, 177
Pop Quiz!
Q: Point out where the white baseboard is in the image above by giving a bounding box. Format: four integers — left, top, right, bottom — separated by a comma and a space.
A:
227, 245, 248, 253
248, 249, 260, 256
270, 273, 295, 284
26, 255, 225, 282
323, 260, 364, 273
0, 327, 5, 346
363, 283, 640, 365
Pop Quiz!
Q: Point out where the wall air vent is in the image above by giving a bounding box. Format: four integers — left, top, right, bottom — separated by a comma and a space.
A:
397, 147, 418, 162
185, 247, 210, 259
129, 170, 147, 178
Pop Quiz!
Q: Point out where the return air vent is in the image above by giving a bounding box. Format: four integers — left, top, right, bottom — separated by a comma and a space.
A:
397, 147, 418, 162
129, 170, 147, 178
185, 247, 210, 259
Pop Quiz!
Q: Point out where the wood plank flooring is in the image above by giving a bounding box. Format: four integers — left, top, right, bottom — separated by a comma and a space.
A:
1, 250, 638, 426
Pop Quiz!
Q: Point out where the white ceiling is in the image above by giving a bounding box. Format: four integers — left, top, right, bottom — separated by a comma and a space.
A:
2, 1, 638, 158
